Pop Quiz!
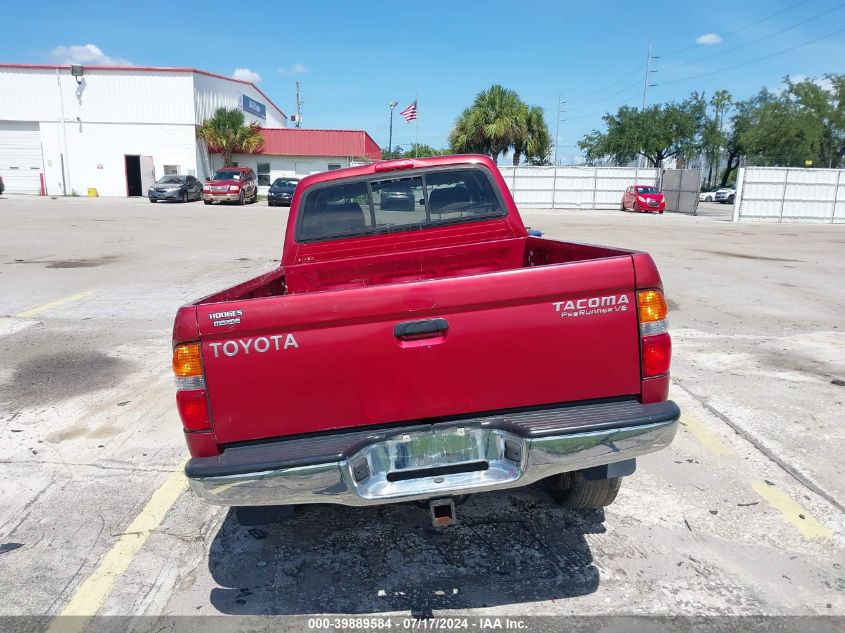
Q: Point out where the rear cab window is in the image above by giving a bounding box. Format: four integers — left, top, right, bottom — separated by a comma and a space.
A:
296, 167, 506, 242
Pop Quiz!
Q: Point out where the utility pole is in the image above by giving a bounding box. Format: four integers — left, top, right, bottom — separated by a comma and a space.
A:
640, 42, 659, 167
295, 81, 303, 128
553, 95, 565, 166
388, 101, 398, 158
641, 41, 653, 111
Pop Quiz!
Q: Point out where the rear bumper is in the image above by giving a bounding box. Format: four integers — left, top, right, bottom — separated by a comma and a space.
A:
186, 399, 680, 507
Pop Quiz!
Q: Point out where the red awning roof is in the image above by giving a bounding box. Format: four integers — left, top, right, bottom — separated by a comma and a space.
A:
257, 128, 381, 161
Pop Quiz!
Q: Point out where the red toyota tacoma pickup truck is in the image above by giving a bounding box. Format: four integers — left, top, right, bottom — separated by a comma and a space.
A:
172, 154, 679, 526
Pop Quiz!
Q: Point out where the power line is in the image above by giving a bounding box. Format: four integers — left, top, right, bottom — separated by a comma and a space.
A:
565, 66, 645, 104
564, 89, 643, 121
658, 3, 845, 74
565, 78, 643, 113
659, 0, 811, 58
656, 25, 845, 87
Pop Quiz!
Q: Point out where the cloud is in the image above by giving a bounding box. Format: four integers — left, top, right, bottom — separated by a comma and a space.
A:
695, 33, 723, 45
51, 44, 133, 66
232, 67, 262, 83
278, 63, 308, 75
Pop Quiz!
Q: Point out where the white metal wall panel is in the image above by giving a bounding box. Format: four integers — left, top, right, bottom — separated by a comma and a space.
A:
0, 121, 43, 193
499, 166, 659, 209
193, 73, 287, 128
61, 123, 198, 197
735, 166, 844, 223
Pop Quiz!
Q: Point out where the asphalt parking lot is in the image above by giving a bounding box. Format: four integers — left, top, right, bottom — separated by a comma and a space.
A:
0, 195, 843, 627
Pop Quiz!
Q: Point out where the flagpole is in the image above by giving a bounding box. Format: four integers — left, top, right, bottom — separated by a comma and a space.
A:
414, 92, 419, 158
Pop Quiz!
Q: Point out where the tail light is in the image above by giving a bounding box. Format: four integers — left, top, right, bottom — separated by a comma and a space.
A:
638, 289, 671, 377
173, 343, 210, 431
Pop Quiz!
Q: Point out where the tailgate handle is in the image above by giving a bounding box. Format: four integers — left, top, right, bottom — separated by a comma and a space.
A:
394, 318, 449, 339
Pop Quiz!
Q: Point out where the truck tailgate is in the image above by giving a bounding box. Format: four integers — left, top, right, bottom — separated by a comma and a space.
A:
198, 255, 641, 445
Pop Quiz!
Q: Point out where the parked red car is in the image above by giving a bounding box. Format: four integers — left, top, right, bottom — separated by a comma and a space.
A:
174, 155, 678, 527
202, 167, 258, 205
621, 185, 665, 214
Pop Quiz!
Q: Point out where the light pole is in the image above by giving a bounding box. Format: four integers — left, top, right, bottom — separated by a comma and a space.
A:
388, 101, 398, 158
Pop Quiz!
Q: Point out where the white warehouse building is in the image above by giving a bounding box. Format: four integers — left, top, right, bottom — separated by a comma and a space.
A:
0, 63, 287, 196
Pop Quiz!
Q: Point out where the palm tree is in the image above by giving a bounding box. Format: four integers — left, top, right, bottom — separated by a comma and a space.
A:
197, 107, 264, 167
449, 85, 524, 163
512, 105, 552, 165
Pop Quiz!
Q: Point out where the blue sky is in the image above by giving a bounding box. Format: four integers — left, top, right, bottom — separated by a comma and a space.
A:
2, 0, 843, 160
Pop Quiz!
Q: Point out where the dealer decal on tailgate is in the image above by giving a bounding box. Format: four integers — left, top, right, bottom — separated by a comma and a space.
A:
553, 294, 629, 318
209, 334, 299, 358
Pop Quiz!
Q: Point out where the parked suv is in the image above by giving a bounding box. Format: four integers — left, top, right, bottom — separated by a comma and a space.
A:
203, 167, 258, 205
714, 188, 736, 204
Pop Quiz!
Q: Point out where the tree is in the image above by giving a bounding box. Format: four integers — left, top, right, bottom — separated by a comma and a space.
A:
449, 85, 525, 163
197, 107, 264, 167
379, 144, 447, 159
512, 105, 552, 165
703, 90, 732, 187
578, 95, 707, 166
741, 75, 845, 168
719, 99, 753, 186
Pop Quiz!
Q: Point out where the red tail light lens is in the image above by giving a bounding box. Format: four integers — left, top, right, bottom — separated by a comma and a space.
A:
176, 389, 210, 431
642, 333, 672, 377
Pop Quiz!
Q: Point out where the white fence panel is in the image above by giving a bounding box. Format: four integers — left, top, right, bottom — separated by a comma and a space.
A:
735, 166, 845, 223
499, 166, 659, 210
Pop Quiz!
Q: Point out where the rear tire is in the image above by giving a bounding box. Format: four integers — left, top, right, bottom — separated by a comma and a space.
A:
620, 201, 625, 211
544, 471, 622, 509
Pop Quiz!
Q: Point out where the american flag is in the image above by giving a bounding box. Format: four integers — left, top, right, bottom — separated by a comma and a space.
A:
400, 100, 417, 123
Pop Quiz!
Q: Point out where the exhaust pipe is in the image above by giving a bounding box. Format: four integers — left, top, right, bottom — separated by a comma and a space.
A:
429, 498, 456, 527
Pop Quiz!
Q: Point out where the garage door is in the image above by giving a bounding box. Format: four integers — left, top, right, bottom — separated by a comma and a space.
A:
0, 122, 43, 194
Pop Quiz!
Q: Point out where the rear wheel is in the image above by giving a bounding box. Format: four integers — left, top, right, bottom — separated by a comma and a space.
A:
544, 471, 622, 509
620, 201, 626, 211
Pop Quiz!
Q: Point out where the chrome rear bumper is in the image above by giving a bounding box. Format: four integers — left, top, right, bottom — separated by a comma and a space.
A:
186, 400, 679, 507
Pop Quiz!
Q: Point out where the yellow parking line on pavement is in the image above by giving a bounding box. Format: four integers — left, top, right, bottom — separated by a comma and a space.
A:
46, 457, 187, 633
679, 412, 734, 456
15, 291, 93, 318
752, 480, 832, 541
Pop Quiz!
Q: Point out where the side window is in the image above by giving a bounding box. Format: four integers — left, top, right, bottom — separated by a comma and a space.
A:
327, 163, 342, 171
257, 163, 271, 186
